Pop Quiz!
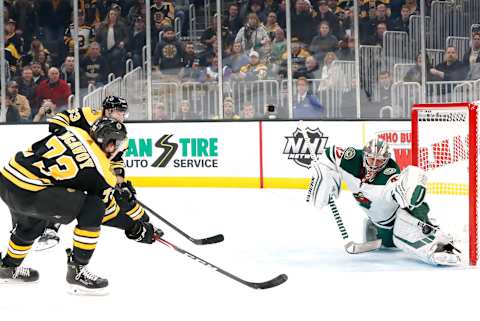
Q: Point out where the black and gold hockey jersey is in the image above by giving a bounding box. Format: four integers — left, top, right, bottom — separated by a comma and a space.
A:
47, 107, 144, 224
0, 127, 119, 222
48, 106, 125, 177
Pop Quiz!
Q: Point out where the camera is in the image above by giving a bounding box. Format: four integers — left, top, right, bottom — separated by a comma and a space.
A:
45, 108, 52, 115
267, 104, 275, 113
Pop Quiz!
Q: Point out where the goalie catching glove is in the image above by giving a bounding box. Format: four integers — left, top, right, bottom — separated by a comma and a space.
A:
125, 220, 164, 244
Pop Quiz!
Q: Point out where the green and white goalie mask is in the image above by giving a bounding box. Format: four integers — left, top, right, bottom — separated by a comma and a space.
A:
363, 138, 391, 178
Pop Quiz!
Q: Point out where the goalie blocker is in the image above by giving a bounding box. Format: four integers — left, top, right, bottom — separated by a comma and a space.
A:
306, 137, 461, 266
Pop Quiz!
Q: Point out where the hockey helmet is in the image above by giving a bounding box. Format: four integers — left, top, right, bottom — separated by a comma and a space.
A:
90, 117, 128, 156
363, 138, 390, 175
102, 96, 128, 113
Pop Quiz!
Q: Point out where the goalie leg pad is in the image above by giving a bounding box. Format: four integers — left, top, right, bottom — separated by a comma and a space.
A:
306, 162, 341, 209
392, 209, 461, 266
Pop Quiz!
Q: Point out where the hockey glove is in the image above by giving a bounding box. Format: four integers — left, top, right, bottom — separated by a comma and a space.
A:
117, 180, 137, 202
125, 221, 164, 244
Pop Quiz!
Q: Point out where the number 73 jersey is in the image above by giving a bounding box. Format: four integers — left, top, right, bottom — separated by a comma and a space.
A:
1, 127, 118, 217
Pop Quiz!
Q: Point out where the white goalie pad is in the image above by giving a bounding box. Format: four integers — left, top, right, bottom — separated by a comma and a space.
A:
392, 209, 461, 266
306, 161, 342, 209
392, 166, 428, 210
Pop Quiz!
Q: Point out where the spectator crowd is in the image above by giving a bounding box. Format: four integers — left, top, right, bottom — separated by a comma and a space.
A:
2, 0, 480, 121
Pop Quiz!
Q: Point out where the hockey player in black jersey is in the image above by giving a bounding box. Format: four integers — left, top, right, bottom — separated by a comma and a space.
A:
0, 118, 127, 294
35, 96, 161, 251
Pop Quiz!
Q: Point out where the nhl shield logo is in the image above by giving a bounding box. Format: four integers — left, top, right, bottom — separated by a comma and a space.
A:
283, 127, 328, 168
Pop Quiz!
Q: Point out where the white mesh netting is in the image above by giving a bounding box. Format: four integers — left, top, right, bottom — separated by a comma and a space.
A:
414, 104, 477, 265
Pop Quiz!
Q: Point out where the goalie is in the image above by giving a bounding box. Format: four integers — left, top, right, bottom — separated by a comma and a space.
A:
308, 137, 461, 266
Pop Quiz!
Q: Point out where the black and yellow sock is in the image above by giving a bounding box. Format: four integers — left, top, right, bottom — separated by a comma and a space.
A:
72, 226, 100, 265
3, 234, 34, 267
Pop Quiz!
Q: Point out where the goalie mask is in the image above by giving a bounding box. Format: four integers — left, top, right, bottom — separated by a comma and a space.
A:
363, 138, 391, 176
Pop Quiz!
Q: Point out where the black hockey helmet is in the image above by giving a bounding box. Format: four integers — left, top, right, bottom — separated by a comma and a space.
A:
90, 117, 127, 153
102, 96, 128, 113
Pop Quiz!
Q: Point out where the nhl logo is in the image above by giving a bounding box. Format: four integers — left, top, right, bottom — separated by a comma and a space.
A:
283, 127, 328, 168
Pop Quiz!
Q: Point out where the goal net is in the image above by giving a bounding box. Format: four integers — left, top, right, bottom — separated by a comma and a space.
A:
412, 102, 478, 266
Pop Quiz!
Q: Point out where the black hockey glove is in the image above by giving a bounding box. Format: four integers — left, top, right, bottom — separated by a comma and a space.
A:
116, 180, 137, 203
125, 221, 164, 244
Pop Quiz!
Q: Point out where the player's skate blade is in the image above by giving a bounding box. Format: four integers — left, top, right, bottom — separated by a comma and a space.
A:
35, 229, 60, 251
67, 284, 109, 296
345, 239, 382, 254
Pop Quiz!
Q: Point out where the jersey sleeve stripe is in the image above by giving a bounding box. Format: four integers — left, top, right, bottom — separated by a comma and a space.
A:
48, 118, 69, 128
56, 113, 70, 122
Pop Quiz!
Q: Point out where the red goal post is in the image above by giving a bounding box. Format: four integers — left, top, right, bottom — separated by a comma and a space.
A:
412, 102, 478, 266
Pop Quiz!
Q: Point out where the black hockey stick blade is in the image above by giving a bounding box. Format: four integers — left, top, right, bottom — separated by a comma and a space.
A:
247, 274, 288, 289
155, 236, 288, 290
195, 234, 225, 245
138, 200, 224, 245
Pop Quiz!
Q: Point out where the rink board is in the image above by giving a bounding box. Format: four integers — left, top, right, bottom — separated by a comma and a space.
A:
0, 120, 412, 188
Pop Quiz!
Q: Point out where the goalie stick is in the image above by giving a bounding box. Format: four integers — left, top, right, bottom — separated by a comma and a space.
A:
154, 235, 288, 289
299, 121, 382, 254
138, 200, 224, 245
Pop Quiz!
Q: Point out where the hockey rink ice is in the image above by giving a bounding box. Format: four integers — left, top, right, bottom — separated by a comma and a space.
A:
0, 187, 478, 320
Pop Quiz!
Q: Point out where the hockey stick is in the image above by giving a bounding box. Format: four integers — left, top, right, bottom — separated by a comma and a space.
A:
138, 200, 224, 245
298, 121, 382, 254
154, 235, 288, 289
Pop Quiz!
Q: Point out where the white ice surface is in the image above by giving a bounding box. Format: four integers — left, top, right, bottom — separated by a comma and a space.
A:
0, 188, 478, 321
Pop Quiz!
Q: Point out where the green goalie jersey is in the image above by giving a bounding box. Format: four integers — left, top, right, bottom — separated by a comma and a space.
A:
321, 146, 401, 229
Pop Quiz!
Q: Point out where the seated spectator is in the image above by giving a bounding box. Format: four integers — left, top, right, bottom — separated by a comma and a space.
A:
5, 19, 23, 76
204, 56, 233, 82
280, 38, 311, 78
15, 66, 38, 106
259, 40, 276, 70
240, 102, 259, 119
272, 28, 287, 63
224, 42, 250, 76
35, 67, 72, 114
294, 55, 321, 79
239, 51, 268, 81
337, 36, 355, 60
151, 10, 173, 50
309, 21, 339, 63
128, 0, 147, 25
377, 70, 392, 108
291, 0, 316, 44
152, 102, 170, 120
360, 3, 391, 44
265, 11, 282, 41
317, 52, 346, 91
127, 16, 147, 68
64, 10, 95, 57
11, 0, 36, 50
315, 0, 344, 40
225, 3, 243, 35
403, 53, 436, 83
21, 38, 51, 68
153, 26, 184, 81
96, 8, 129, 77
222, 97, 240, 120
430, 46, 469, 81
37, 51, 51, 77
80, 42, 108, 88
61, 56, 76, 94
30, 61, 47, 86
391, 5, 411, 33
6, 81, 31, 121
180, 58, 205, 82
3, 94, 21, 123
405, 0, 419, 15
175, 100, 198, 120
293, 77, 324, 119
32, 99, 55, 123
463, 32, 480, 80
247, 0, 267, 23
365, 22, 387, 46
235, 13, 269, 52
151, 0, 174, 21
201, 15, 234, 54
275, 0, 287, 29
